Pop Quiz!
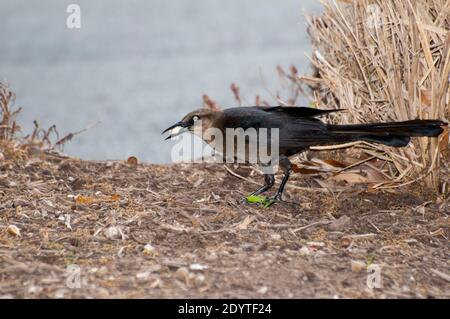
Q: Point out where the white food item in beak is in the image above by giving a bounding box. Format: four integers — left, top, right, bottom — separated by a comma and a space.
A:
169, 126, 189, 138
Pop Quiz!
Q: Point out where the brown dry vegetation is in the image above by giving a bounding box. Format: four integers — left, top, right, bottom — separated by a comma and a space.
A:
277, 0, 450, 189
302, 0, 450, 189
206, 0, 450, 191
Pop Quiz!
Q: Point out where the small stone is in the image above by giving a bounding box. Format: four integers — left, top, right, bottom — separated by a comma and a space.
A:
89, 267, 99, 274
147, 264, 162, 273
271, 233, 282, 241
299, 246, 310, 256
340, 237, 352, 248
28, 285, 43, 294
175, 267, 190, 283
194, 274, 206, 286
7, 225, 21, 237
136, 272, 151, 280
104, 226, 121, 240
257, 286, 268, 294
127, 156, 138, 166
54, 289, 66, 299
205, 252, 218, 262
307, 241, 325, 247
150, 278, 162, 288
106, 161, 114, 168
351, 260, 366, 272
143, 244, 157, 256
190, 263, 208, 271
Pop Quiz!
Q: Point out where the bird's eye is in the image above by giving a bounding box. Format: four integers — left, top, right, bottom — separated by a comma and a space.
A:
192, 115, 199, 122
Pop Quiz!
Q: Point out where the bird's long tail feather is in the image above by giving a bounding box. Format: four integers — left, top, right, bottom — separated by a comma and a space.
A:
327, 119, 447, 147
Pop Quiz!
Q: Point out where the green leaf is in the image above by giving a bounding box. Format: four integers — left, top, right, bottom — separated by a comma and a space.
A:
263, 198, 277, 208
245, 195, 267, 204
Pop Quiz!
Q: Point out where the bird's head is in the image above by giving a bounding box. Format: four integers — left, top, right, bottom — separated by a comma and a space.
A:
162, 108, 219, 140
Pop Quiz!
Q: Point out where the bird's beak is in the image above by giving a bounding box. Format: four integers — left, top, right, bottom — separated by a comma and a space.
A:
162, 121, 189, 140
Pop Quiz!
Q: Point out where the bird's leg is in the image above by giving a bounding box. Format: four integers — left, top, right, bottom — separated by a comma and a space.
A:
251, 174, 275, 196
263, 157, 292, 207
273, 169, 291, 201
242, 174, 274, 204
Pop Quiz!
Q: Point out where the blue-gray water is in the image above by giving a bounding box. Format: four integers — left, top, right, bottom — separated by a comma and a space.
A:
1, 0, 322, 163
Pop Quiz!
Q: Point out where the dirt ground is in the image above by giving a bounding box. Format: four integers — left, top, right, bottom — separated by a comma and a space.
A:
0, 153, 449, 298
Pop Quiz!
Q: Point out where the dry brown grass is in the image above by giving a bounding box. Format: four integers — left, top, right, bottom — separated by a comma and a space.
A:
297, 0, 449, 189
0, 82, 21, 142
0, 82, 93, 160
204, 0, 448, 190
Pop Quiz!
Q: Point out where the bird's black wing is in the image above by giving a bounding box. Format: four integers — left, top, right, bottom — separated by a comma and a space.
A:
262, 106, 344, 118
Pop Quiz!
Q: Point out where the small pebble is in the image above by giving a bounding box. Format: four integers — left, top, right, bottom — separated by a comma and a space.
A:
190, 263, 208, 271
175, 267, 190, 283
299, 246, 310, 256
104, 226, 121, 240
351, 260, 366, 272
257, 286, 268, 294
7, 225, 21, 237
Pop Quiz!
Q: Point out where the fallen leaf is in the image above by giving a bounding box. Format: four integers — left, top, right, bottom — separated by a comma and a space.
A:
245, 195, 267, 204
75, 195, 95, 204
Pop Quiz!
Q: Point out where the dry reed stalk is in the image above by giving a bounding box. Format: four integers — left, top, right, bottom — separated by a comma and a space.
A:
0, 82, 94, 156
0, 82, 22, 141
298, 0, 449, 189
